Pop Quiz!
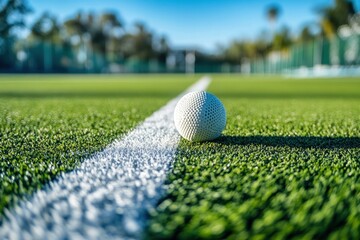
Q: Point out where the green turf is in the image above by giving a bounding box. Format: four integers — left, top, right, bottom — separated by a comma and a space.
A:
0, 74, 197, 218
147, 76, 360, 239
0, 74, 197, 98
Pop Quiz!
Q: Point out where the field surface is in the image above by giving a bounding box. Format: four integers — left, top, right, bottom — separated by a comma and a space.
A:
1, 74, 360, 239
0, 74, 197, 218
147, 76, 360, 239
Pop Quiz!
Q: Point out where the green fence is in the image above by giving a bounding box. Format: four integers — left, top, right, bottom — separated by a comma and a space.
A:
1, 33, 360, 74
250, 34, 360, 74
0, 38, 241, 74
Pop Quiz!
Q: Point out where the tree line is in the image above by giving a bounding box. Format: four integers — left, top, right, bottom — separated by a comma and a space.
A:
0, 0, 358, 72
218, 0, 357, 65
0, 0, 170, 71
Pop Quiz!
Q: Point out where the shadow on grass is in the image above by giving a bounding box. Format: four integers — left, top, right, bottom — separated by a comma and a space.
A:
214, 135, 360, 149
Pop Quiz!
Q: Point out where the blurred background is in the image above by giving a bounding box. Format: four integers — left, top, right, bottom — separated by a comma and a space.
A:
0, 0, 359, 75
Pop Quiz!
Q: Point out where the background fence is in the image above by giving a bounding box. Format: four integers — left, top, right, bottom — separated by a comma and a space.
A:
1, 33, 360, 74
250, 33, 360, 75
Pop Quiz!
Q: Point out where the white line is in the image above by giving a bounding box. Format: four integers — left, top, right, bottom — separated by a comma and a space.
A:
0, 76, 211, 240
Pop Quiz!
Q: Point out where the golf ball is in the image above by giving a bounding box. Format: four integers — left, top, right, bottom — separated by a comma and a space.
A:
174, 91, 226, 142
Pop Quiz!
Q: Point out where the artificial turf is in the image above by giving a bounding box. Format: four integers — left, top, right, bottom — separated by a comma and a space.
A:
147, 76, 360, 239
1, 74, 359, 238
0, 74, 197, 219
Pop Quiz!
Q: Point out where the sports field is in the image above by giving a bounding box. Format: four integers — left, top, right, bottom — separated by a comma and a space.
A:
0, 74, 359, 238
0, 75, 197, 216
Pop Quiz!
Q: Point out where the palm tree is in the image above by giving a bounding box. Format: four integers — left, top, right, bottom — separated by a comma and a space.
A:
318, 0, 356, 38
266, 5, 281, 33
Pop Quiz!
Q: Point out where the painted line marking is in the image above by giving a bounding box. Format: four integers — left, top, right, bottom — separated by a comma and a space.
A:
0, 76, 211, 240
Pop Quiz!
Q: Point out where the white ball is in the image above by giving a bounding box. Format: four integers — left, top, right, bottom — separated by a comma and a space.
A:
174, 91, 226, 142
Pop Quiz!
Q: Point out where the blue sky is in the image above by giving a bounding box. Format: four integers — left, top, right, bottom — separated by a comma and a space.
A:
26, 0, 357, 52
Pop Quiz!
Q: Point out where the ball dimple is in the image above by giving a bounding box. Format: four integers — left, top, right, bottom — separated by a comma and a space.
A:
174, 91, 226, 142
